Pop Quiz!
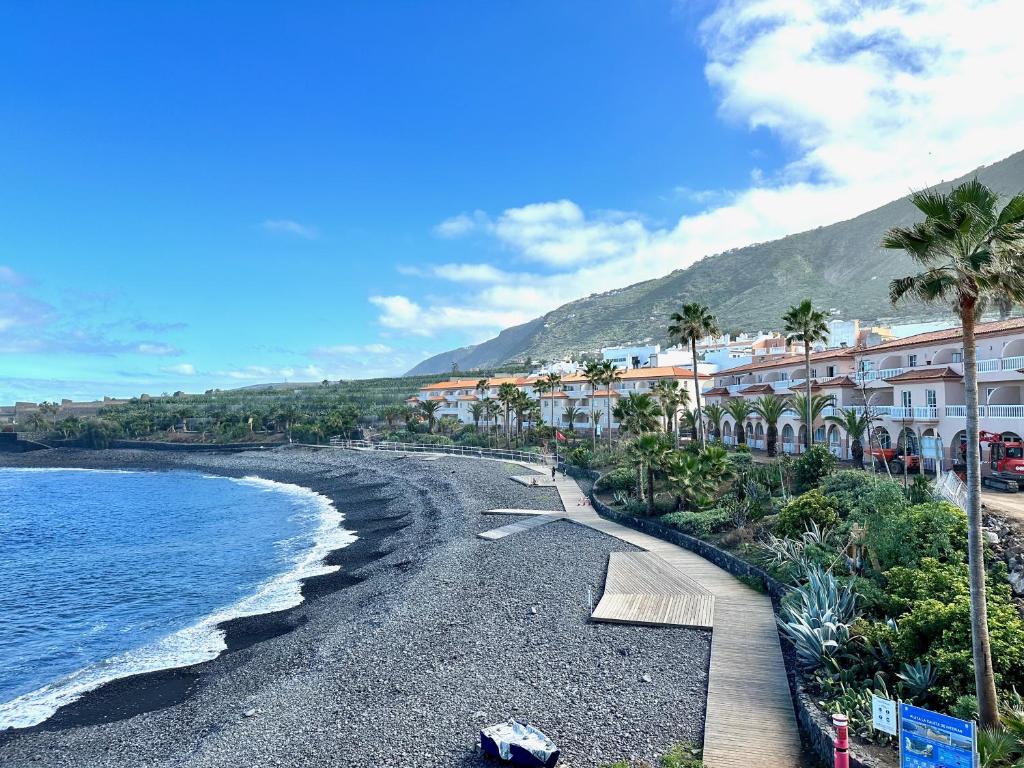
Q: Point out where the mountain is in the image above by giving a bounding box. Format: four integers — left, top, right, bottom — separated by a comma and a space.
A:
407, 151, 1024, 375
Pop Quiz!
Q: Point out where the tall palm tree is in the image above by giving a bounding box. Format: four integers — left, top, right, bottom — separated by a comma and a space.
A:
790, 392, 835, 450
626, 433, 671, 516
600, 361, 623, 448
723, 399, 751, 445
782, 299, 830, 449
703, 402, 725, 441
668, 303, 719, 448
825, 407, 875, 469
583, 360, 604, 449
476, 378, 489, 399
562, 404, 582, 441
497, 382, 519, 447
512, 390, 530, 438
418, 400, 441, 433
612, 392, 661, 439
750, 394, 789, 457
589, 408, 603, 447
541, 373, 562, 446
884, 178, 1024, 728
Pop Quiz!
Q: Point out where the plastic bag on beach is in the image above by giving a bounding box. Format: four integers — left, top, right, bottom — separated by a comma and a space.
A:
479, 719, 560, 767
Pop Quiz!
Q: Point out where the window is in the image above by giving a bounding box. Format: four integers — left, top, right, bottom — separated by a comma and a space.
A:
826, 365, 836, 378
926, 389, 936, 408
809, 368, 817, 378
952, 350, 964, 363
902, 391, 912, 408
908, 354, 917, 367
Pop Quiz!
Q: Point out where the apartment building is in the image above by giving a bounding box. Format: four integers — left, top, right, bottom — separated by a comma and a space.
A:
703, 317, 1024, 469
408, 367, 713, 434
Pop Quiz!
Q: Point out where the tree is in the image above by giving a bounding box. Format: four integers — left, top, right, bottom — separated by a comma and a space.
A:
612, 392, 660, 439
22, 412, 48, 433
470, 401, 485, 431
541, 373, 562, 450
589, 408, 603, 446
56, 415, 83, 439
665, 444, 734, 512
724, 399, 752, 445
562, 404, 581, 441
583, 360, 605, 449
497, 382, 519, 446
38, 401, 60, 427
273, 403, 300, 439
703, 403, 725, 441
600, 361, 623, 448
751, 394, 789, 457
652, 379, 690, 447
484, 399, 501, 443
418, 400, 441, 433
668, 303, 719, 448
626, 433, 671, 515
782, 299, 830, 449
825, 407, 875, 469
790, 392, 834, 450
512, 390, 531, 438
884, 178, 1024, 728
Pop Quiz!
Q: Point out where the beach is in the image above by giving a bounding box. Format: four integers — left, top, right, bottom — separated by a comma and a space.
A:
0, 446, 710, 767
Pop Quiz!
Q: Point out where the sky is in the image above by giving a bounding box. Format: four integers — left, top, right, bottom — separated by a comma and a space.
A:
3, 0, 1024, 403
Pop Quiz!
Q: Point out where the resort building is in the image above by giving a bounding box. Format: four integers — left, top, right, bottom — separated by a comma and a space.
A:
702, 317, 1024, 469
408, 367, 713, 435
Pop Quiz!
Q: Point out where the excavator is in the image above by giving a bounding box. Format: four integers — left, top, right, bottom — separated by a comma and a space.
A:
953, 431, 1024, 492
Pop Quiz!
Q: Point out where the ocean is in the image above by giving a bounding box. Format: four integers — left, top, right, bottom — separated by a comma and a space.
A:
0, 467, 355, 730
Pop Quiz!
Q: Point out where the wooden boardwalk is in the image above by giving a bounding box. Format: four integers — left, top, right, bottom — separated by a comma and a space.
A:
547, 473, 803, 768
590, 552, 714, 628
477, 514, 559, 540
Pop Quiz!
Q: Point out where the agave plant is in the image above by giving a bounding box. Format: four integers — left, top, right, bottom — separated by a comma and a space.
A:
898, 659, 938, 701
777, 565, 859, 670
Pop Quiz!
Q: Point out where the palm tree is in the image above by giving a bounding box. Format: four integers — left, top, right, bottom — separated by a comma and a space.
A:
484, 399, 501, 444
589, 408, 603, 447
790, 392, 835, 451
884, 178, 1024, 728
583, 361, 604, 449
418, 400, 441, 433
668, 303, 719, 448
23, 412, 49, 433
703, 402, 725, 441
626, 433, 671, 515
497, 382, 519, 446
612, 392, 660, 439
562, 404, 582, 441
652, 379, 690, 446
782, 299, 830, 449
476, 378, 489, 399
541, 373, 562, 448
470, 401, 485, 431
825, 407, 875, 469
600, 361, 623, 447
724, 399, 752, 445
751, 394, 789, 457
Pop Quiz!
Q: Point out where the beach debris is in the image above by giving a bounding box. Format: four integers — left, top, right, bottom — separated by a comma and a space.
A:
242, 708, 257, 718
479, 720, 560, 767
641, 673, 652, 683
529, 606, 538, 615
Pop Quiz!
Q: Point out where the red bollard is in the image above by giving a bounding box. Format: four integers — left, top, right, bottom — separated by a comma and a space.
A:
833, 713, 850, 768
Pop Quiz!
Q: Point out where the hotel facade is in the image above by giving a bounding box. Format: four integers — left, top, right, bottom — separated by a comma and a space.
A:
702, 317, 1024, 469
408, 367, 713, 435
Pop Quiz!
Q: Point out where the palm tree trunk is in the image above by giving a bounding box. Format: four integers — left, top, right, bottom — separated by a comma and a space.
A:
852, 437, 863, 470
592, 385, 597, 450
804, 347, 813, 449
646, 466, 655, 516
606, 393, 612, 449
767, 423, 777, 457
691, 339, 704, 448
962, 305, 1000, 728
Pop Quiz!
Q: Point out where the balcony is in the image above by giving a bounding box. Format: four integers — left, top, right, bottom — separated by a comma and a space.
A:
946, 405, 1024, 418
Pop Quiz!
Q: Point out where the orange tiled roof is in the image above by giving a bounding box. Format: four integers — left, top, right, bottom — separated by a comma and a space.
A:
540, 391, 569, 399
715, 347, 857, 377
457, 395, 479, 401
819, 375, 858, 388
865, 317, 1024, 353
703, 386, 731, 396
884, 366, 963, 382
590, 389, 622, 397
740, 384, 775, 394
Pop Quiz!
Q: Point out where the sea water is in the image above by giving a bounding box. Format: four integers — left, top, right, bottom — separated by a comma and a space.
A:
0, 467, 356, 730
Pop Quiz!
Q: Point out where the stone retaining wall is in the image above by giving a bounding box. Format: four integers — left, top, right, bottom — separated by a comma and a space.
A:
589, 490, 892, 768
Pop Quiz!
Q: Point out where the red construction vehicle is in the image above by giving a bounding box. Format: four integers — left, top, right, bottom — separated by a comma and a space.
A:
953, 431, 1024, 492
865, 446, 920, 475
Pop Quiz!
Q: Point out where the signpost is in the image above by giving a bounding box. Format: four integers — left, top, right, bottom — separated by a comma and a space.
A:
921, 436, 944, 479
899, 703, 975, 768
872, 694, 898, 736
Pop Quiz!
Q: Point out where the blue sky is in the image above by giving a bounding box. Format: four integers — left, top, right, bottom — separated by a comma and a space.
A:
3, 1, 1023, 402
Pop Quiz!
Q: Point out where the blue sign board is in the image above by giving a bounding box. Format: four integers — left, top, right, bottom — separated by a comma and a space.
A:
900, 703, 975, 768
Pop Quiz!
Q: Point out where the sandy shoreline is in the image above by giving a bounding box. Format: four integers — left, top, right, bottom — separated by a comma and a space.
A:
0, 446, 711, 767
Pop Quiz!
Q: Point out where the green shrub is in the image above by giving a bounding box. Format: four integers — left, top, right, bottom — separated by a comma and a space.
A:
659, 743, 703, 768
775, 489, 840, 538
568, 446, 593, 468
821, 470, 875, 515
864, 501, 967, 572
596, 467, 636, 493
883, 558, 1024, 706
79, 418, 121, 449
908, 474, 933, 504
735, 443, 751, 454
792, 445, 838, 492
661, 508, 732, 538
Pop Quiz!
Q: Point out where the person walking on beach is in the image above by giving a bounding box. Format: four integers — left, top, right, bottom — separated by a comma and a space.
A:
551, 465, 556, 481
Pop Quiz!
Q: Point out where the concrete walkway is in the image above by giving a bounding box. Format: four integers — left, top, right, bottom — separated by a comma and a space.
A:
548, 473, 803, 768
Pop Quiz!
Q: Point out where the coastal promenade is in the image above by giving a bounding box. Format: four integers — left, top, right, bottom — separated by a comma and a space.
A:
547, 472, 802, 768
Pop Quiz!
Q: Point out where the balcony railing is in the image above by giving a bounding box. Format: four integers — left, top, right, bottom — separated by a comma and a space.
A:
1002, 355, 1024, 370
945, 405, 1024, 418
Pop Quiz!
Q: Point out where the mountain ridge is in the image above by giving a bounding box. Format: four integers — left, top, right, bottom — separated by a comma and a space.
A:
407, 150, 1024, 375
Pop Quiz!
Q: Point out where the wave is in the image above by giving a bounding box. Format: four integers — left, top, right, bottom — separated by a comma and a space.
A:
0, 474, 357, 730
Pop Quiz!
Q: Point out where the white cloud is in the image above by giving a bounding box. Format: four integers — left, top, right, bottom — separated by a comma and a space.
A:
312, 342, 394, 356
261, 219, 318, 239
136, 343, 182, 356
390, 0, 1024, 351
160, 363, 196, 376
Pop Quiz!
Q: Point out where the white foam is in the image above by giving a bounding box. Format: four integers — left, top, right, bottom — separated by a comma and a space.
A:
0, 474, 357, 730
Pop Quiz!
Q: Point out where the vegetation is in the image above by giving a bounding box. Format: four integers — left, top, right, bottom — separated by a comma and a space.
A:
885, 178, 1024, 728
668, 302, 720, 447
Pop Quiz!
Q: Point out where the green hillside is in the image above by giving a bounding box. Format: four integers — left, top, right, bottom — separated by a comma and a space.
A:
409, 150, 1024, 374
